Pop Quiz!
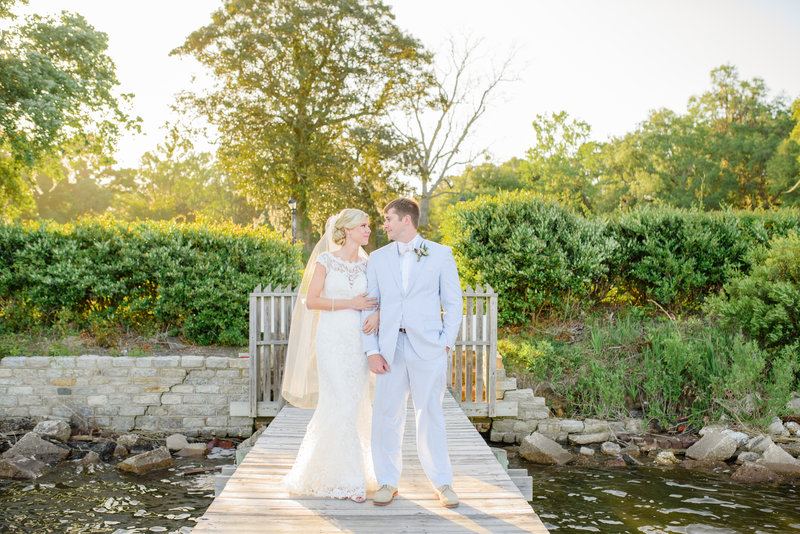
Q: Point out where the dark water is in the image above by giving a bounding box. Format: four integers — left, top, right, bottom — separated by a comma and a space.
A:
0, 455, 231, 534
3, 451, 800, 533
517, 458, 800, 533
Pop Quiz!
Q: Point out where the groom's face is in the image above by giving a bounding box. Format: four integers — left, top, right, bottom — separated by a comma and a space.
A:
383, 209, 405, 241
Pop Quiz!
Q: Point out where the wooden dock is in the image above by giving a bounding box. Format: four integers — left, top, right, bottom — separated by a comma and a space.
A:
194, 394, 548, 533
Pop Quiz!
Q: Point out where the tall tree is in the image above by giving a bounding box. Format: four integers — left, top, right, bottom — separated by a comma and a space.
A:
521, 111, 599, 213
0, 1, 137, 220
687, 64, 794, 208
777, 97, 800, 204
389, 36, 515, 227
32, 159, 114, 222
173, 0, 429, 247
110, 125, 260, 224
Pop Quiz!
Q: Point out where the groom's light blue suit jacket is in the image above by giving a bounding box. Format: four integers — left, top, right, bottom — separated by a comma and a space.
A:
361, 238, 462, 364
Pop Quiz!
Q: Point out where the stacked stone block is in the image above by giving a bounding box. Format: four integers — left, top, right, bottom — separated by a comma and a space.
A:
0, 355, 253, 437
489, 387, 644, 445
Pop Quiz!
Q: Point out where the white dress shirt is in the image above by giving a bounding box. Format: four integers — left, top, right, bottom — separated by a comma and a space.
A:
398, 234, 421, 294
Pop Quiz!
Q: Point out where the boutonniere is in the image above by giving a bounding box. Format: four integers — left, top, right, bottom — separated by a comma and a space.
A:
413, 243, 429, 262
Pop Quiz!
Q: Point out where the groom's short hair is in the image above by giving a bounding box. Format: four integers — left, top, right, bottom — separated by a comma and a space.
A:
384, 198, 420, 228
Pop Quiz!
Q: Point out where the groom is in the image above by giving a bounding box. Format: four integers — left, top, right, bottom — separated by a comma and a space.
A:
361, 197, 463, 508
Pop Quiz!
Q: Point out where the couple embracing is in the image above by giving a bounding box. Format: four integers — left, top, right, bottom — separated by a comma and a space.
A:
281, 198, 463, 507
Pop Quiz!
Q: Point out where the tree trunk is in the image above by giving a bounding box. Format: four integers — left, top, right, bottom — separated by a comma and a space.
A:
418, 193, 431, 229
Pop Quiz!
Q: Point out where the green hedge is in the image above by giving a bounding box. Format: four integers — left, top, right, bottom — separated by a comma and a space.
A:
442, 193, 800, 325
0, 218, 301, 345
607, 207, 800, 309
441, 191, 616, 325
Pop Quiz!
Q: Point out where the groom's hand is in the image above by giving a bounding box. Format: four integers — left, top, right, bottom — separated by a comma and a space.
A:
368, 354, 390, 374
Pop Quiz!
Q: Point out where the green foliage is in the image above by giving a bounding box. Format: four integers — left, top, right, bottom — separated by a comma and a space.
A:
0, 6, 137, 220
441, 191, 615, 325
595, 65, 799, 212
108, 126, 260, 225
607, 207, 753, 308
500, 315, 800, 426
522, 111, 600, 213
427, 158, 527, 240
708, 232, 800, 349
31, 160, 115, 223
0, 218, 301, 345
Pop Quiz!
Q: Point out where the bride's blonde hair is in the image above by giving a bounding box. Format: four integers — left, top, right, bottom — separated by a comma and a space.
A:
332, 209, 368, 246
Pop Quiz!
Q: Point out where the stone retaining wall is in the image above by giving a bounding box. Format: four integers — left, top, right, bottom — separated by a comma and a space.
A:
489, 383, 645, 445
0, 356, 253, 438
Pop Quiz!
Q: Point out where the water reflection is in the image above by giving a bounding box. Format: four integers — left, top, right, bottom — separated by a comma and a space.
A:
517, 459, 800, 533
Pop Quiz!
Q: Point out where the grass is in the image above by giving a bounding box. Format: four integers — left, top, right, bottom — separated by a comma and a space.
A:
498, 306, 799, 430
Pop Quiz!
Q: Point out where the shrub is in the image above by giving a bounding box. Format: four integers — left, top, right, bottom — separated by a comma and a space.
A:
441, 191, 615, 325
606, 207, 800, 310
606, 208, 749, 308
707, 232, 800, 349
0, 217, 301, 345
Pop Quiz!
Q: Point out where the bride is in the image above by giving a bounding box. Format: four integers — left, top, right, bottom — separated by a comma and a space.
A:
281, 209, 379, 502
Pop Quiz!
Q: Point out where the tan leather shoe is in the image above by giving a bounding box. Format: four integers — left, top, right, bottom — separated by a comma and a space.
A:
373, 484, 398, 506
436, 484, 459, 508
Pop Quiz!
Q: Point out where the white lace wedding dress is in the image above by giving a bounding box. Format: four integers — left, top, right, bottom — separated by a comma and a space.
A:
282, 252, 377, 499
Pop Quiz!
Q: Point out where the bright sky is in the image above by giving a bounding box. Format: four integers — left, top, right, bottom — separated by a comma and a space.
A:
15, 0, 800, 171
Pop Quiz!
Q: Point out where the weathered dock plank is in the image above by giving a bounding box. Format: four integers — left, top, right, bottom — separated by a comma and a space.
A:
194, 393, 547, 533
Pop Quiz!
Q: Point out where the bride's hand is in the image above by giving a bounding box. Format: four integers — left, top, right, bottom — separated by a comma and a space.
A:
362, 310, 380, 335
350, 293, 378, 311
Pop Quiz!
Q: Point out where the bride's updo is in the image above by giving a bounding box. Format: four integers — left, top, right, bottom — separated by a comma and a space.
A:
332, 209, 368, 246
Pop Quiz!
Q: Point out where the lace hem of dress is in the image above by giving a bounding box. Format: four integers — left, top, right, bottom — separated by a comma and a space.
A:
282, 479, 367, 500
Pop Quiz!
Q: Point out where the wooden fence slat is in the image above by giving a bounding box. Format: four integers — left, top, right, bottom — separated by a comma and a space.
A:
249, 292, 258, 417
465, 290, 474, 403
476, 294, 485, 404
488, 285, 498, 417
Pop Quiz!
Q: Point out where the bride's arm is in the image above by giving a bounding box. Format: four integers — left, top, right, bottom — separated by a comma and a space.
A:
305, 264, 377, 311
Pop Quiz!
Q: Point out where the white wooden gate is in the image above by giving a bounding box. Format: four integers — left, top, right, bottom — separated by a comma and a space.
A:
238, 285, 499, 417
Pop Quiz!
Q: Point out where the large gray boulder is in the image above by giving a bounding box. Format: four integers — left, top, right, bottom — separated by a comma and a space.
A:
766, 418, 789, 437
0, 456, 45, 479
757, 444, 800, 477
736, 451, 761, 464
166, 434, 190, 451
732, 462, 783, 483
2, 432, 70, 464
685, 431, 737, 461
568, 432, 610, 445
176, 444, 207, 457
720, 429, 749, 447
116, 447, 174, 475
747, 435, 774, 453
600, 442, 621, 456
519, 432, 573, 465
33, 420, 71, 443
